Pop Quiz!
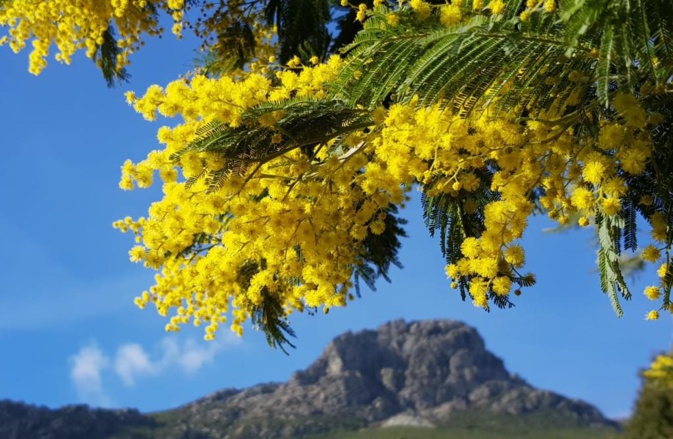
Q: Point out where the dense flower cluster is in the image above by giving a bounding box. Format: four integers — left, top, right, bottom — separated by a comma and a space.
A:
644, 353, 673, 388
0, 0, 181, 74
110, 0, 672, 339
116, 56, 395, 338
118, 61, 669, 338
0, 0, 274, 75
4, 0, 670, 340
375, 96, 667, 312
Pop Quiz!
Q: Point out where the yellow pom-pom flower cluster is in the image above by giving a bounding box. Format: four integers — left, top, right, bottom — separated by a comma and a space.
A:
440, 4, 462, 26
116, 56, 406, 339
409, 0, 432, 20
107, 1, 671, 340
0, 0, 277, 77
117, 46, 673, 339
644, 353, 673, 387
519, 0, 558, 22
0, 0, 187, 75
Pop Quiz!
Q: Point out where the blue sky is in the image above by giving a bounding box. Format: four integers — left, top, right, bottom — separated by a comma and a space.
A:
0, 27, 671, 420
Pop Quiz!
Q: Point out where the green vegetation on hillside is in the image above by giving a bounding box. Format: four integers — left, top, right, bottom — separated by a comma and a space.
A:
110, 409, 623, 439
625, 354, 673, 439
304, 410, 623, 439
310, 426, 620, 439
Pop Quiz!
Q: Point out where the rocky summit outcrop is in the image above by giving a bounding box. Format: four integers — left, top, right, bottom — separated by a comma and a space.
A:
161, 319, 615, 438
1, 320, 617, 439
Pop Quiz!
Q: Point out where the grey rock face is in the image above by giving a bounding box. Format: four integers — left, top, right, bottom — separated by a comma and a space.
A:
171, 319, 614, 438
0, 319, 616, 439
289, 319, 512, 415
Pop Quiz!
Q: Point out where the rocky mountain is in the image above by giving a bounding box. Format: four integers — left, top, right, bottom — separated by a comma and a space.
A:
1, 320, 618, 439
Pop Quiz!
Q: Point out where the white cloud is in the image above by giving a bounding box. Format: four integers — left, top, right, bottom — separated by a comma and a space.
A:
114, 343, 157, 386
71, 334, 242, 397
179, 339, 220, 373
70, 343, 114, 406
160, 335, 238, 374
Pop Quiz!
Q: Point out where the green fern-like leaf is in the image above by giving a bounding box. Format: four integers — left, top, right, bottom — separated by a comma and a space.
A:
265, 0, 331, 63
94, 26, 131, 87
252, 288, 297, 354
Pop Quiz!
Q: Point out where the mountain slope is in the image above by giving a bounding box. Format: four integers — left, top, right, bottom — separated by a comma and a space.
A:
0, 401, 154, 439
1, 320, 620, 439
155, 320, 615, 438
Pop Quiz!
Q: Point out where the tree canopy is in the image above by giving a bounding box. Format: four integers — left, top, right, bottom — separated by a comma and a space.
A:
627, 352, 673, 438
2, 0, 673, 350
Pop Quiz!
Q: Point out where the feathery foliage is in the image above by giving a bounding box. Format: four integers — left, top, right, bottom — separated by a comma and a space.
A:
125, 0, 673, 345
6, 0, 673, 348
